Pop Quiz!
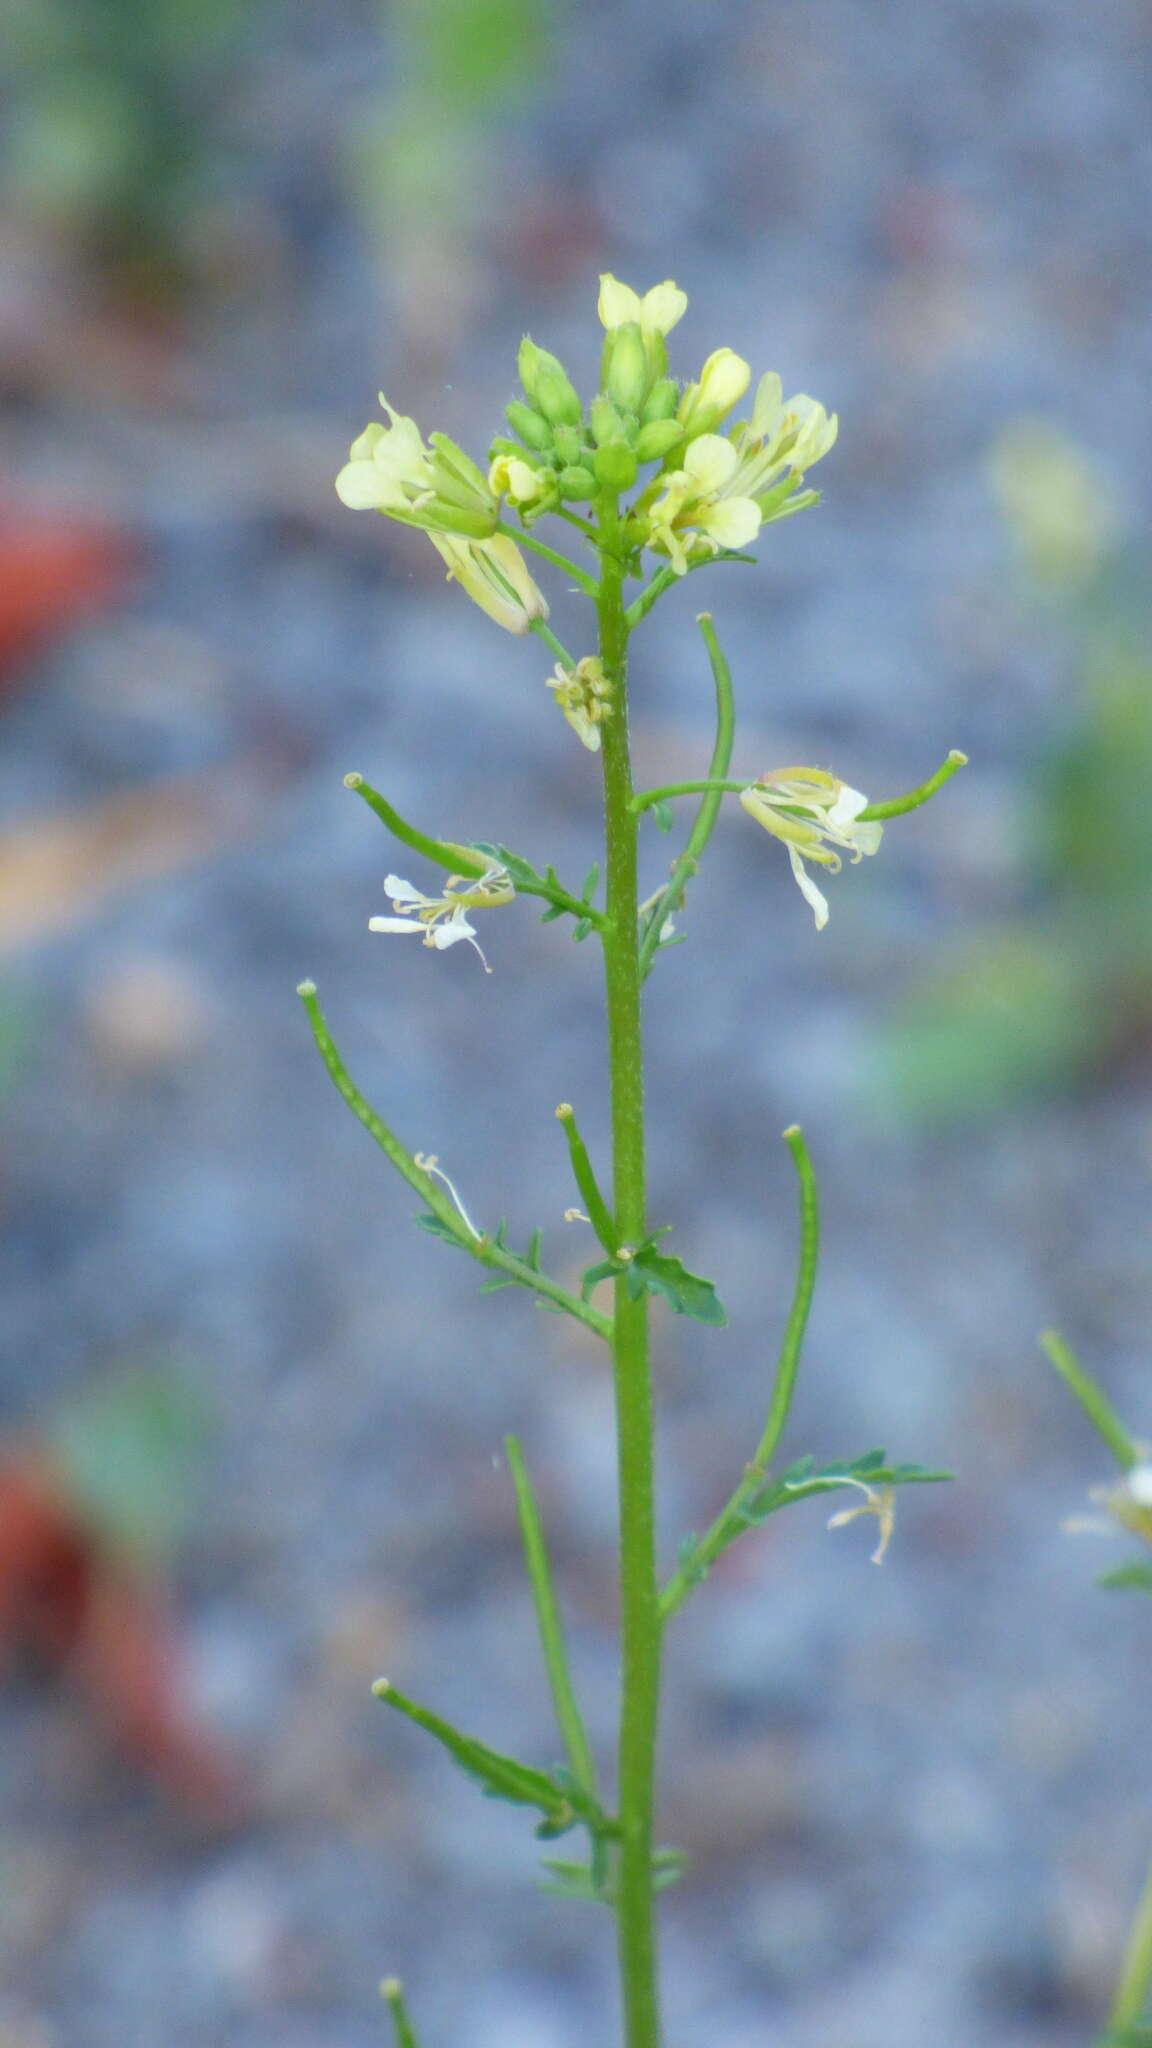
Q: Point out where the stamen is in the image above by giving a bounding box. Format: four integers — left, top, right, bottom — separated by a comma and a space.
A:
413, 1153, 481, 1238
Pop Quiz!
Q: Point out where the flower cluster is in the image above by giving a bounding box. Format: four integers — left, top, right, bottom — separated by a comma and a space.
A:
334, 273, 838, 634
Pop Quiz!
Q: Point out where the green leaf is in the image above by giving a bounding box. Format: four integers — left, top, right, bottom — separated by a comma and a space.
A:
538, 1858, 606, 1903
625, 1246, 728, 1327
581, 861, 601, 900
373, 1680, 605, 1839
652, 801, 674, 833
580, 1256, 620, 1301
738, 1448, 951, 1527
1095, 2030, 1152, 2047
1098, 1560, 1152, 1595
413, 1209, 467, 1245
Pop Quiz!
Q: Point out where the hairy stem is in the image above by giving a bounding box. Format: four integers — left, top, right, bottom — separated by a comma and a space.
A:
598, 494, 662, 2048
1110, 1849, 1152, 2035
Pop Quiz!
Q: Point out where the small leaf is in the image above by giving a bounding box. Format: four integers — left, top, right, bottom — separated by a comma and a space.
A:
525, 1226, 544, 1271
580, 1256, 621, 1301
374, 1679, 586, 1835
626, 1247, 727, 1328
413, 1210, 467, 1246
581, 862, 600, 900
1098, 1560, 1152, 1595
652, 801, 674, 833
572, 918, 592, 942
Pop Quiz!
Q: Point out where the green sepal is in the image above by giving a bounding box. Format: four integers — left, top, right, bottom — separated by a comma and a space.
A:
640, 376, 679, 424
1097, 1560, 1152, 1595
625, 1240, 728, 1327
635, 418, 684, 464
373, 1680, 606, 1839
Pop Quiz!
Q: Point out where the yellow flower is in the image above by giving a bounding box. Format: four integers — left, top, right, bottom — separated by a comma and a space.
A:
739, 769, 883, 929
645, 434, 764, 575
597, 274, 688, 337
335, 398, 498, 538
429, 532, 549, 635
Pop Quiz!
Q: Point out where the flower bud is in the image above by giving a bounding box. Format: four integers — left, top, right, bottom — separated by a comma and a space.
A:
518, 337, 583, 428
677, 349, 753, 438
600, 320, 648, 413
635, 418, 684, 464
558, 464, 598, 501
505, 399, 554, 452
552, 423, 586, 469
640, 377, 679, 424
590, 394, 626, 447
593, 441, 638, 494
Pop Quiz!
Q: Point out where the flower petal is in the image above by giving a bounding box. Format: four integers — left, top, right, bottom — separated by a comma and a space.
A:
383, 875, 425, 903
787, 846, 830, 930
335, 459, 392, 509
368, 917, 425, 934
698, 496, 762, 551
640, 281, 688, 334
598, 275, 642, 328
682, 434, 741, 492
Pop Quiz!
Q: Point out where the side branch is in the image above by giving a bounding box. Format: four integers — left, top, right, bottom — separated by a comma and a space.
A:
660, 1125, 820, 1620
638, 612, 736, 978
298, 983, 610, 1340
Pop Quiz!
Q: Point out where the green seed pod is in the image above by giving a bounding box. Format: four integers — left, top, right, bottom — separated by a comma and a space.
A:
601, 321, 648, 413
640, 377, 679, 424
518, 336, 583, 427
552, 423, 586, 469
505, 400, 554, 452
558, 464, 598, 501
593, 441, 639, 494
635, 418, 685, 464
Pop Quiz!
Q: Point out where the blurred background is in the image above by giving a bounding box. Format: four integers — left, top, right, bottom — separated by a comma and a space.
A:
1, 1, 1151, 2043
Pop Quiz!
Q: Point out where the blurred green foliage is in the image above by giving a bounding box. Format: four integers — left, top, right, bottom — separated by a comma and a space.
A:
884, 427, 1152, 1119
2, 0, 246, 296
47, 1365, 210, 1559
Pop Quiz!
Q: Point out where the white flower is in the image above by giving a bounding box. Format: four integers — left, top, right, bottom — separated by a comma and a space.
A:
335, 398, 498, 538
1070, 1463, 1152, 1545
645, 434, 764, 575
739, 770, 883, 929
597, 274, 688, 337
369, 867, 514, 971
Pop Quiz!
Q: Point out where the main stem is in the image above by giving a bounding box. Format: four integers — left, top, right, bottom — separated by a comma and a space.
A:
597, 500, 662, 2048
1111, 1847, 1152, 2037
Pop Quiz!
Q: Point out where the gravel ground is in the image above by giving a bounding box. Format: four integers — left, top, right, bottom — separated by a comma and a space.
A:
2, 1, 1152, 2043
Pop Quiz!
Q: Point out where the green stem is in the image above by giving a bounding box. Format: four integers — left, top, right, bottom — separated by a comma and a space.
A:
632, 777, 746, 814
597, 493, 662, 2048
660, 1124, 820, 1621
530, 615, 580, 669
505, 1435, 598, 1799
624, 564, 678, 631
637, 613, 736, 979
381, 1978, 421, 2048
1111, 1850, 1152, 2034
857, 749, 968, 820
500, 521, 599, 599
1041, 1330, 1139, 1471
